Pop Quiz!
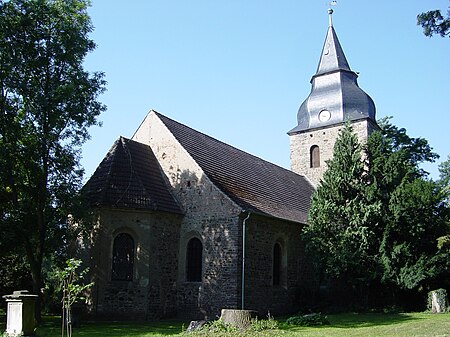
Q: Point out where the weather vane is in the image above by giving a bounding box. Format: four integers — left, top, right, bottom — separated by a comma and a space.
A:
328, 1, 337, 27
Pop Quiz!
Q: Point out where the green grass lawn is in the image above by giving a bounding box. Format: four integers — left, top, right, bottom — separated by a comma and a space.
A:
1, 312, 449, 336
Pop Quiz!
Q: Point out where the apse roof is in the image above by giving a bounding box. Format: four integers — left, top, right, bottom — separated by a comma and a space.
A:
84, 137, 183, 214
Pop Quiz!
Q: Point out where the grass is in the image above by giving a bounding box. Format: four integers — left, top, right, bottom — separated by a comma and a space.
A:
1, 312, 449, 336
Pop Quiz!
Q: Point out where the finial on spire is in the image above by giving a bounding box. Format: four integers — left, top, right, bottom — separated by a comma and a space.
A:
328, 1, 337, 27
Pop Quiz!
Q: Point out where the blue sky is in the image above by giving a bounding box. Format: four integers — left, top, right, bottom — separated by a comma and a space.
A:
82, 0, 450, 180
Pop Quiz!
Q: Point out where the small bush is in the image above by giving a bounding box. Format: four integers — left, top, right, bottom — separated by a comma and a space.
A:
193, 319, 238, 334
286, 313, 330, 326
187, 314, 280, 335
249, 313, 278, 331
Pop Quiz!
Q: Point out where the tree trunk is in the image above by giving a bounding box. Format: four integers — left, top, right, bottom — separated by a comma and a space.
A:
24, 237, 43, 323
220, 309, 257, 330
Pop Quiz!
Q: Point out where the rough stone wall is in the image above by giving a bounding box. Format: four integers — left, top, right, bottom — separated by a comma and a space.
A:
244, 214, 317, 316
289, 118, 377, 186
87, 208, 181, 319
133, 111, 243, 320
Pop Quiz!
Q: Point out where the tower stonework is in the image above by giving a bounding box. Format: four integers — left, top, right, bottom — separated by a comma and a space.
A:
290, 120, 378, 186
289, 9, 378, 186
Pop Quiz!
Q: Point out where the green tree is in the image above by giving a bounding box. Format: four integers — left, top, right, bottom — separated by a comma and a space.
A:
303, 123, 379, 283
379, 178, 448, 289
304, 119, 449, 307
57, 259, 93, 337
376, 117, 439, 175
431, 155, 450, 289
417, 3, 450, 38
366, 118, 447, 290
0, 0, 106, 319
437, 155, 450, 201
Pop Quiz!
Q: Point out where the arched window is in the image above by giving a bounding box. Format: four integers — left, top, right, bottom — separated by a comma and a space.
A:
310, 145, 320, 168
186, 238, 202, 282
112, 233, 134, 281
273, 243, 282, 286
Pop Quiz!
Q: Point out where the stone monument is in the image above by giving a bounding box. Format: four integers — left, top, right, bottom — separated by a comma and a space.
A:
3, 290, 38, 337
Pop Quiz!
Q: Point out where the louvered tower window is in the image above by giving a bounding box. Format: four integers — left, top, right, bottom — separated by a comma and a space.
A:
186, 238, 202, 282
112, 233, 134, 281
310, 145, 320, 168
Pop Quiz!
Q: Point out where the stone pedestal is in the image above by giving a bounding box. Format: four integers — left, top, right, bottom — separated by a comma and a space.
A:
3, 290, 38, 337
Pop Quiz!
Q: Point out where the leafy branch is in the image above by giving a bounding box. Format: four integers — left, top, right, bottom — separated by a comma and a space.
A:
57, 258, 93, 337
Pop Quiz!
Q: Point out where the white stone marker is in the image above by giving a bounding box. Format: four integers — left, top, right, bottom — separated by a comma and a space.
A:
3, 290, 38, 337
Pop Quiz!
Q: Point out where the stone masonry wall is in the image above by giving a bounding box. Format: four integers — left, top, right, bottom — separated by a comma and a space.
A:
290, 118, 377, 186
88, 208, 181, 319
133, 111, 243, 319
244, 214, 317, 316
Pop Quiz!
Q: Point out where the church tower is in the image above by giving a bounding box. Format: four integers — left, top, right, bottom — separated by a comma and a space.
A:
288, 9, 378, 186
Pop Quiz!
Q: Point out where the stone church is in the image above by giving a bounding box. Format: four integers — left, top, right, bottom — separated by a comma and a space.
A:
83, 9, 377, 320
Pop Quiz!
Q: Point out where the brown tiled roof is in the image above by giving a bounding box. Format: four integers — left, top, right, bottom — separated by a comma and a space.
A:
156, 112, 314, 224
84, 137, 183, 214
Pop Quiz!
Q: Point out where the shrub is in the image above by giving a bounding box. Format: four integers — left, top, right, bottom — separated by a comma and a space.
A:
286, 313, 330, 326
193, 319, 238, 334
249, 313, 279, 331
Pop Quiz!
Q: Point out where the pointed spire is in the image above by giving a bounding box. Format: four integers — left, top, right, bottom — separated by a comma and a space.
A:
316, 21, 350, 75
288, 7, 376, 134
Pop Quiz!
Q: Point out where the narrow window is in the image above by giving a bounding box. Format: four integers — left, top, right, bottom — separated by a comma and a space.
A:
310, 145, 320, 168
273, 243, 282, 286
186, 238, 202, 282
112, 233, 134, 281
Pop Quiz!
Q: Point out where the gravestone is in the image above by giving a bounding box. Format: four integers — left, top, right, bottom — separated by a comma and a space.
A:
3, 290, 38, 337
186, 320, 206, 332
429, 289, 449, 313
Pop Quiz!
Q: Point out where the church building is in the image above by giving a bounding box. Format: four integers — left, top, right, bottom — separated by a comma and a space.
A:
83, 9, 376, 320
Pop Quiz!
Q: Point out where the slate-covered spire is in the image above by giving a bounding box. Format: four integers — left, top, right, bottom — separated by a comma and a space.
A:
316, 9, 350, 75
289, 8, 376, 134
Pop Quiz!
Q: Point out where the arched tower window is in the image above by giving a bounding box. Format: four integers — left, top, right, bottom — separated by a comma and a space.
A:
310, 145, 320, 168
273, 243, 282, 286
112, 233, 134, 281
186, 238, 203, 282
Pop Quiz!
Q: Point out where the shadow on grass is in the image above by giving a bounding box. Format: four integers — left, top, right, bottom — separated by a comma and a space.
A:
279, 312, 421, 331
35, 316, 185, 337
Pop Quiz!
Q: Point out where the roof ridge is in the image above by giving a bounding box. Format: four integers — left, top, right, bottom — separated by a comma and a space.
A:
154, 111, 314, 223
99, 137, 121, 205
116, 137, 154, 207
154, 111, 308, 179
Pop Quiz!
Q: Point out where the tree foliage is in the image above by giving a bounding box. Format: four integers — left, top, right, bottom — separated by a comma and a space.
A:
417, 4, 450, 38
303, 123, 379, 281
380, 178, 448, 289
438, 154, 450, 200
304, 119, 449, 294
0, 0, 105, 316
57, 258, 93, 337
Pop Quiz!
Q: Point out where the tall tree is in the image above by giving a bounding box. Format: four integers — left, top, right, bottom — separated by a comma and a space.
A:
438, 155, 450, 201
417, 2, 450, 38
0, 0, 106, 318
303, 123, 379, 283
304, 119, 449, 307
379, 178, 448, 289
366, 118, 447, 289
375, 117, 439, 174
